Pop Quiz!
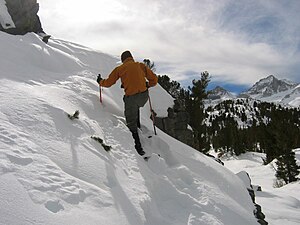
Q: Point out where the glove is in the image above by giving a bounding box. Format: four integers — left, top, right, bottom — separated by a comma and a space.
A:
97, 74, 103, 84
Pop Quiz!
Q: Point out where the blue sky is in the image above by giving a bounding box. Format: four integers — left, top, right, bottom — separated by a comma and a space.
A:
39, 0, 300, 93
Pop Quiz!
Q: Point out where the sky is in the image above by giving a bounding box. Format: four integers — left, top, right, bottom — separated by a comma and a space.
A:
38, 0, 300, 93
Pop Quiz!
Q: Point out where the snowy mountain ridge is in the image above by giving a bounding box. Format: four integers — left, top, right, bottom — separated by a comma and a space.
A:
208, 75, 300, 107
205, 86, 236, 106
239, 75, 299, 105
240, 75, 298, 97
0, 32, 261, 225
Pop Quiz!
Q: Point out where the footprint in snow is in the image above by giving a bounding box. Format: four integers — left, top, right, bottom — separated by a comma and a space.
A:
6, 154, 33, 166
61, 189, 87, 205
45, 200, 64, 213
146, 154, 167, 174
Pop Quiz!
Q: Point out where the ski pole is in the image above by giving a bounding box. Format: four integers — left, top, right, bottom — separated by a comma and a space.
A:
99, 85, 102, 103
148, 93, 157, 135
97, 74, 103, 104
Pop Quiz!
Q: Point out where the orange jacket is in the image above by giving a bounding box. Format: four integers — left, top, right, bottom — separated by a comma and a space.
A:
100, 57, 158, 96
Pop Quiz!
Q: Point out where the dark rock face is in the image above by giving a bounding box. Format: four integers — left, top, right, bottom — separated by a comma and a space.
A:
155, 100, 197, 149
0, 0, 44, 35
236, 171, 268, 225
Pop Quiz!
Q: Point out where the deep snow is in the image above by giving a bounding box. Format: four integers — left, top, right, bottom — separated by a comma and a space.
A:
0, 31, 265, 225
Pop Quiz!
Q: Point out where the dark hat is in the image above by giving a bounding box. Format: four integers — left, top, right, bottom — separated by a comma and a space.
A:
121, 51, 133, 62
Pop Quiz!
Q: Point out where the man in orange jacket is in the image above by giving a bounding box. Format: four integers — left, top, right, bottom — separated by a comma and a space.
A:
97, 51, 158, 156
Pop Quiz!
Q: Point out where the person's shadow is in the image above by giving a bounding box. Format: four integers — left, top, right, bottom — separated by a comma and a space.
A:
105, 163, 144, 225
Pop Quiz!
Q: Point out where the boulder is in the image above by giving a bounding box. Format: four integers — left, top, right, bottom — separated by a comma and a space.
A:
154, 106, 195, 148
0, 0, 44, 35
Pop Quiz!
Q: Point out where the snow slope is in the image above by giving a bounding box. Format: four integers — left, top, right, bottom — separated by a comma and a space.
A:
0, 32, 259, 225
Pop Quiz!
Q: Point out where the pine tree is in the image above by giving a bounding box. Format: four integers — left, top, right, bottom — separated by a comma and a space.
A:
187, 71, 211, 153
157, 75, 182, 99
189, 71, 210, 103
275, 149, 300, 184
143, 59, 156, 71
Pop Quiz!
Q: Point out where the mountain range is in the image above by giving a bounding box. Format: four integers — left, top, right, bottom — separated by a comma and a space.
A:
207, 75, 300, 107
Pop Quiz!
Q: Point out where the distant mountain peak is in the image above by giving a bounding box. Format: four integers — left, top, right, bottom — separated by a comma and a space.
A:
264, 74, 275, 81
205, 75, 300, 107
239, 75, 298, 98
208, 86, 235, 101
254, 75, 277, 87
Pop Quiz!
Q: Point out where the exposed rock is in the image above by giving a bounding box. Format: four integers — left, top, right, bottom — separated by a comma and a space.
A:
205, 153, 224, 165
155, 104, 197, 149
253, 185, 262, 192
0, 0, 45, 35
154, 99, 227, 167
236, 171, 268, 225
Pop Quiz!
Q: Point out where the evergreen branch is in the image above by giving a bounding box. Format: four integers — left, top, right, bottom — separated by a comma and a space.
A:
91, 135, 112, 152
67, 110, 80, 120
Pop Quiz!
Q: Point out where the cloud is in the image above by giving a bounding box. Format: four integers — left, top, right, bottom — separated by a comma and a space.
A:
39, 0, 300, 88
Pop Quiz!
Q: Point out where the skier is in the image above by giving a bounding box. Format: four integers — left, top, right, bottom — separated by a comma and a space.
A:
97, 50, 158, 156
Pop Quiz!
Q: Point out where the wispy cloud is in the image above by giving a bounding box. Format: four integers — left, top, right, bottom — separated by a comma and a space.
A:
39, 0, 300, 89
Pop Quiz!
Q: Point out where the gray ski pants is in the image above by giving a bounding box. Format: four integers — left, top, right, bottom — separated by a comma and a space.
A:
123, 90, 149, 132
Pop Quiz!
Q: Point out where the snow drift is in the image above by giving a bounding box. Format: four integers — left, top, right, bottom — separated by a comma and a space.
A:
0, 32, 259, 225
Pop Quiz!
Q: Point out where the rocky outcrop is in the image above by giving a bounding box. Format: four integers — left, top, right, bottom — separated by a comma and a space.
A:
154, 100, 225, 165
236, 171, 268, 225
0, 0, 44, 35
155, 100, 196, 149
